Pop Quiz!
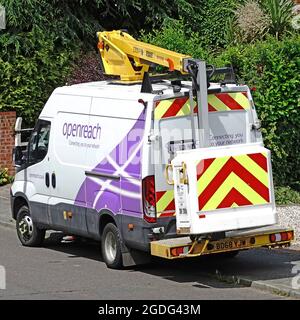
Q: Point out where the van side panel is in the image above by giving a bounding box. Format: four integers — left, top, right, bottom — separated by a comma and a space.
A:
74, 98, 147, 243
46, 95, 93, 234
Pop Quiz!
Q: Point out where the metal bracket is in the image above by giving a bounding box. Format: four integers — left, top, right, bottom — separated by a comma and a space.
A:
179, 162, 188, 185
165, 164, 174, 185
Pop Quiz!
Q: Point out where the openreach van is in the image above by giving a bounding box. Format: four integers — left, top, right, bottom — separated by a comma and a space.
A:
11, 30, 294, 269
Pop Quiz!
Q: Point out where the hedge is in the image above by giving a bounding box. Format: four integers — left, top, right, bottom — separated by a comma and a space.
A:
215, 36, 300, 188
0, 27, 78, 125
142, 23, 300, 188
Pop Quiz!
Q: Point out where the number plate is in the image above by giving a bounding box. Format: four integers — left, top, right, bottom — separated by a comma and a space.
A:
213, 238, 249, 251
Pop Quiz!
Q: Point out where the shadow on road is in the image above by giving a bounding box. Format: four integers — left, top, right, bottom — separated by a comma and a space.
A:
43, 232, 300, 290
44, 232, 104, 262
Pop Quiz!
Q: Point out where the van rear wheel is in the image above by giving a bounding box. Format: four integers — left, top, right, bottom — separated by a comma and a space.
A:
101, 223, 123, 269
16, 205, 45, 247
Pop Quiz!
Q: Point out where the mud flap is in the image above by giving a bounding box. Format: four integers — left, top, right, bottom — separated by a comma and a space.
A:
122, 249, 152, 267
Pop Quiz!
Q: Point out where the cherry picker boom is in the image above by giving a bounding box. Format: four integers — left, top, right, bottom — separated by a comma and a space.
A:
97, 29, 213, 148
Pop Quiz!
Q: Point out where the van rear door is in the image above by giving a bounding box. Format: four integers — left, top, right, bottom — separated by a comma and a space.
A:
153, 89, 261, 220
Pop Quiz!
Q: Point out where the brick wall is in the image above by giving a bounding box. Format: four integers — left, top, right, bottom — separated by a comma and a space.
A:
0, 111, 16, 176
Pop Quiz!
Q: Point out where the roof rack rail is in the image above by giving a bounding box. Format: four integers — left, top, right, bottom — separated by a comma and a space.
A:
139, 64, 237, 94
208, 64, 236, 85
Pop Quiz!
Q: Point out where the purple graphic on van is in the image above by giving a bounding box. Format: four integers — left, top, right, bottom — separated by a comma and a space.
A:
74, 110, 146, 217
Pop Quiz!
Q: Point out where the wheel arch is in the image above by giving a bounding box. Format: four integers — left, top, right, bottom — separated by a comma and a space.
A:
98, 209, 119, 237
12, 193, 29, 220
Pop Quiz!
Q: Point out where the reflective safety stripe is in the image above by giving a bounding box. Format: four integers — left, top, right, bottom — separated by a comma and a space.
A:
155, 92, 250, 120
197, 153, 270, 211
207, 94, 229, 111
156, 190, 175, 217
228, 92, 250, 109
234, 153, 268, 187
197, 157, 229, 196
154, 100, 174, 120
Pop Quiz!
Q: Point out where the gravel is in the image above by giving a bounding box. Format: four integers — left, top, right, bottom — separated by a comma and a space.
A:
277, 205, 300, 246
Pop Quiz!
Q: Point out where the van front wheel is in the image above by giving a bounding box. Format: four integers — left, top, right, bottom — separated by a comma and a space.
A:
101, 223, 123, 269
16, 205, 45, 247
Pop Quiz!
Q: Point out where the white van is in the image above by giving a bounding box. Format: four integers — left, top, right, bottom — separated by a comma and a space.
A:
11, 79, 278, 268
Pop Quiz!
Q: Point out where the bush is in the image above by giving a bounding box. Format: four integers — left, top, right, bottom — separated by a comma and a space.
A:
275, 186, 300, 205
141, 0, 243, 52
141, 19, 208, 60
0, 28, 77, 125
67, 52, 107, 85
0, 168, 13, 186
195, 0, 243, 49
228, 0, 296, 44
215, 35, 300, 187
0, 0, 85, 126
0, 0, 206, 126
142, 23, 299, 188
235, 0, 271, 43
261, 0, 295, 39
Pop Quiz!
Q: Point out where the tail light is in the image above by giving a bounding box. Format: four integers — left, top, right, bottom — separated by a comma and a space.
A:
269, 231, 293, 243
171, 246, 191, 257
142, 175, 157, 223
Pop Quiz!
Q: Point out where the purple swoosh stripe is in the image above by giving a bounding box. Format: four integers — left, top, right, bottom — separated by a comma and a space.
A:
74, 110, 145, 217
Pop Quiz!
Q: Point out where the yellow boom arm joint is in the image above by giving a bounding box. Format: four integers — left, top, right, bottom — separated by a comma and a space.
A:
97, 30, 191, 81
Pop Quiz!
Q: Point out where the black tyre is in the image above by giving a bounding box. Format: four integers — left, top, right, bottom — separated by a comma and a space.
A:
101, 223, 123, 269
16, 205, 45, 247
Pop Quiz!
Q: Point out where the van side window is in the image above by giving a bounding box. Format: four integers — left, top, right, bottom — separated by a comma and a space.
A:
28, 120, 51, 164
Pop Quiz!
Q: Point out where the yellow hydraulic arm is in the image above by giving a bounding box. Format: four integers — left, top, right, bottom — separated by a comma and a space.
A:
97, 29, 211, 147
97, 30, 191, 81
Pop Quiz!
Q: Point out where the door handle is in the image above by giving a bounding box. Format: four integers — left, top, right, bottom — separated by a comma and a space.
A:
51, 172, 56, 189
45, 172, 50, 188
165, 164, 174, 185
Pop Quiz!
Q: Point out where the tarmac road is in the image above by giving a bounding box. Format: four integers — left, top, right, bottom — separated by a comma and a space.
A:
0, 224, 298, 300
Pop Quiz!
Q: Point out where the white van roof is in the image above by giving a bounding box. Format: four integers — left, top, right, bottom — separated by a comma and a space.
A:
39, 81, 250, 119
53, 81, 249, 101
53, 81, 173, 100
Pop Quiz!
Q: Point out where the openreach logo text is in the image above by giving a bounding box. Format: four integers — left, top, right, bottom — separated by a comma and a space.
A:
0, 5, 5, 30
0, 265, 6, 290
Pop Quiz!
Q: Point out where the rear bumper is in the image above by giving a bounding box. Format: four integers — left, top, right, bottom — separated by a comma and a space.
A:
150, 226, 294, 259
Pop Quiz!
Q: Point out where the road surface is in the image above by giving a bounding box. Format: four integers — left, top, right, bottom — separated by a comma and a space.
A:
0, 225, 298, 300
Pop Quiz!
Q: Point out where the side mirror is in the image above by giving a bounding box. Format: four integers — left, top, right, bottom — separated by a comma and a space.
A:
13, 146, 25, 167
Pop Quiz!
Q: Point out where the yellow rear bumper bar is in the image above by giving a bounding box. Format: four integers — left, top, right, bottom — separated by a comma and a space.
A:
150, 227, 294, 259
